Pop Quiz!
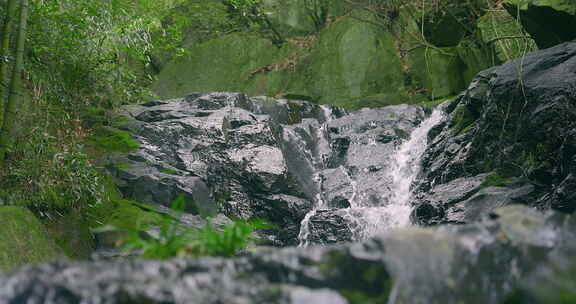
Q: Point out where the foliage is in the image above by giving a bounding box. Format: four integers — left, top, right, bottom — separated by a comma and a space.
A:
0, 126, 105, 217
120, 195, 268, 259
188, 218, 269, 257
86, 127, 140, 153
223, 0, 285, 45
0, 0, 190, 218
303, 0, 330, 31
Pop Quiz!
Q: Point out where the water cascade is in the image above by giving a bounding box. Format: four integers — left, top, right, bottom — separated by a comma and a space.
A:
298, 108, 445, 245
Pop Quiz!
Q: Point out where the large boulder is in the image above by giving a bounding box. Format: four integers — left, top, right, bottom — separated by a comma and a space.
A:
414, 41, 576, 224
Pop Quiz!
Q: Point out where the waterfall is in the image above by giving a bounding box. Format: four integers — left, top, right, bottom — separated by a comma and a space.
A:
298, 107, 445, 245
368, 107, 445, 232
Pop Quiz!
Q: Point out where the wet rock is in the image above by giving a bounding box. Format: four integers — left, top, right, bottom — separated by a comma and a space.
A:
1, 206, 574, 304
112, 93, 425, 245
417, 41, 576, 223
306, 210, 354, 244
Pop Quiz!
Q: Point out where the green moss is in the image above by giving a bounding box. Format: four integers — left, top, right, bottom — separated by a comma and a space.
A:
477, 10, 538, 62
152, 33, 299, 99
481, 173, 511, 188
420, 95, 456, 108
305, 12, 408, 108
44, 211, 95, 259
456, 37, 498, 85
0, 206, 63, 272
86, 127, 139, 153
161, 167, 180, 175
320, 249, 392, 303
408, 46, 466, 100
340, 281, 393, 304
505, 0, 576, 15
97, 199, 163, 231
114, 163, 133, 170
451, 104, 477, 134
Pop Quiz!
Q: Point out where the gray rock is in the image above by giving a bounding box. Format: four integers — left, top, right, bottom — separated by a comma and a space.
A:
1, 206, 574, 304
111, 92, 425, 245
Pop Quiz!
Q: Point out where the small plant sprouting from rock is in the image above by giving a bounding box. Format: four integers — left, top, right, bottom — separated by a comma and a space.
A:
121, 195, 269, 259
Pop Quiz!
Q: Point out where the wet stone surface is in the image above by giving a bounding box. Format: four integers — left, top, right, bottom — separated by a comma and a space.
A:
111, 93, 426, 245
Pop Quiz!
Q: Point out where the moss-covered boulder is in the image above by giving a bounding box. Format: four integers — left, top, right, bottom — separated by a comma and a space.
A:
152, 33, 299, 99
407, 46, 466, 100
300, 13, 410, 108
0, 207, 62, 272
261, 0, 342, 36
477, 9, 538, 62
152, 2, 547, 109
503, 0, 576, 48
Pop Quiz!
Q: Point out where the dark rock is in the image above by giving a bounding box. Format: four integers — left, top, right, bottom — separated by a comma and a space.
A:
306, 210, 354, 244
416, 42, 576, 223
503, 1, 576, 49
410, 202, 445, 225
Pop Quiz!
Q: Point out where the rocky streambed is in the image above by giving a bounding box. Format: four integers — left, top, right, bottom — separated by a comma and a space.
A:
1, 42, 576, 303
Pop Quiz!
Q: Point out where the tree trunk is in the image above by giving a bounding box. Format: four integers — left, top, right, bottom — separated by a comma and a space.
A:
0, 0, 18, 128
0, 0, 28, 165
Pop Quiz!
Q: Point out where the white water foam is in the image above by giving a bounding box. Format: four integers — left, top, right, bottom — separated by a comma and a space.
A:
298, 108, 445, 245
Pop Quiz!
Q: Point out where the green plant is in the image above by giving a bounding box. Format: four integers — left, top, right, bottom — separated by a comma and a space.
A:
120, 195, 268, 259
188, 218, 268, 257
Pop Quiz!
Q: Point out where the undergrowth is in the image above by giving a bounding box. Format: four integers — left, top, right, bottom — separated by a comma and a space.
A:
118, 195, 269, 259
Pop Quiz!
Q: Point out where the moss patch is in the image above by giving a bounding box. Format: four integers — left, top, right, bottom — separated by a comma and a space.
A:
86, 127, 139, 153
0, 206, 63, 272
44, 211, 95, 259
304, 12, 408, 108
408, 46, 466, 100
96, 199, 163, 231
320, 249, 393, 303
477, 10, 537, 62
481, 173, 512, 188
152, 33, 299, 99
161, 167, 180, 175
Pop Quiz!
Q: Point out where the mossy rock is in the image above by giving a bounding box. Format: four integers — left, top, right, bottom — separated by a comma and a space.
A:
152, 33, 299, 99
503, 0, 576, 48
0, 206, 63, 272
456, 37, 499, 85
302, 11, 408, 108
408, 46, 466, 100
450, 103, 477, 134
96, 199, 163, 231
90, 199, 165, 248
320, 249, 393, 303
477, 10, 538, 62
262, 0, 366, 37
44, 211, 95, 259
86, 127, 139, 153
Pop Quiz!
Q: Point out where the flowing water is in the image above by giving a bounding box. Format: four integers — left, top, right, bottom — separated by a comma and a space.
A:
298, 108, 445, 246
